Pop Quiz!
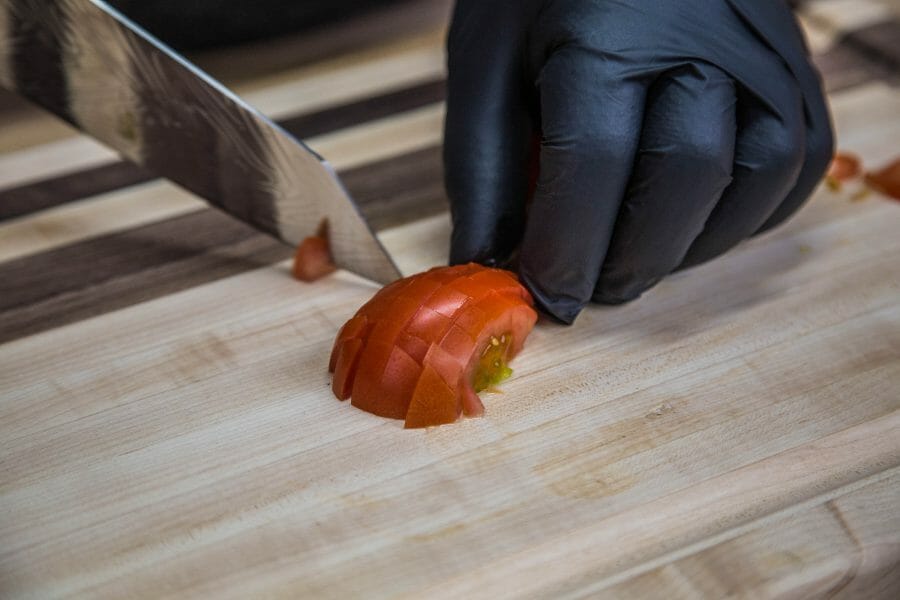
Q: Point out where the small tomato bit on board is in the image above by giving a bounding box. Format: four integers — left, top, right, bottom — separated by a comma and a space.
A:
825, 151, 862, 191
329, 264, 538, 428
292, 220, 337, 282
865, 157, 900, 201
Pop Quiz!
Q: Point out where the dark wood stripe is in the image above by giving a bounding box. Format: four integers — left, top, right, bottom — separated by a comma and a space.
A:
279, 79, 445, 139
343, 146, 446, 231
0, 161, 156, 220
0, 145, 447, 344
0, 79, 445, 221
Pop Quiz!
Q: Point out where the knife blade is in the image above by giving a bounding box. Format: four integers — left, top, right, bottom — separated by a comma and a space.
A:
0, 0, 401, 284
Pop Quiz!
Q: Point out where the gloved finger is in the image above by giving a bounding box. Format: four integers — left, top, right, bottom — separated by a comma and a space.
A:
679, 81, 805, 269
518, 47, 646, 323
725, 0, 835, 234
756, 75, 834, 233
444, 1, 536, 267
593, 64, 736, 304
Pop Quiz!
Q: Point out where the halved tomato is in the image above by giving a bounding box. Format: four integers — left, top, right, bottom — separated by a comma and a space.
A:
329, 264, 538, 428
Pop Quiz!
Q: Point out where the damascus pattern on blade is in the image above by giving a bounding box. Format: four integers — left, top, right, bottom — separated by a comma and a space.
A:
0, 0, 400, 284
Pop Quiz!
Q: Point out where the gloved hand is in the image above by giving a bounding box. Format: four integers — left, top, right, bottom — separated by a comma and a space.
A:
444, 0, 833, 323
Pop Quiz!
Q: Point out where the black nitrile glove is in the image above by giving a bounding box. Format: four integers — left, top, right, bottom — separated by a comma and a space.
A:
444, 0, 833, 323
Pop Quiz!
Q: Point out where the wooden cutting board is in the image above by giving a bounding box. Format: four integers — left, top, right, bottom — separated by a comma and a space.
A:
1, 1, 899, 597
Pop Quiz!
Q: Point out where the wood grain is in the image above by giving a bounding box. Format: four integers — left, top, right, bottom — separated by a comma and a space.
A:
1, 185, 898, 597
1, 1, 900, 598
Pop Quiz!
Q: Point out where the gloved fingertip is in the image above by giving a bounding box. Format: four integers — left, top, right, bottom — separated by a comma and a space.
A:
519, 271, 584, 325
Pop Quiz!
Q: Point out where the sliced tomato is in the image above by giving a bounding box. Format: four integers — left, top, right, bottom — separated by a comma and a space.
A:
329, 263, 538, 428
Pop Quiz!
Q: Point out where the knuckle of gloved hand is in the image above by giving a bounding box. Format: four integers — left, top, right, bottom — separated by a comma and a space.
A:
666, 130, 733, 185
546, 121, 635, 171
750, 123, 805, 186
806, 120, 836, 178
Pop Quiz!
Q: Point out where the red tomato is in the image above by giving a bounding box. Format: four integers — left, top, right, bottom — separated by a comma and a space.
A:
292, 235, 336, 282
330, 264, 538, 428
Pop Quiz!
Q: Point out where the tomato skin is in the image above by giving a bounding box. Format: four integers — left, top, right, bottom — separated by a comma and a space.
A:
330, 314, 368, 372
404, 364, 461, 428
330, 264, 537, 428
331, 338, 363, 400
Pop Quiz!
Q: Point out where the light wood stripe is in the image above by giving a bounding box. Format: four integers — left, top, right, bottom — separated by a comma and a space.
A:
0, 135, 118, 190
595, 471, 900, 596
0, 103, 444, 264
234, 30, 445, 121
308, 103, 443, 171
421, 415, 900, 600
802, 0, 894, 35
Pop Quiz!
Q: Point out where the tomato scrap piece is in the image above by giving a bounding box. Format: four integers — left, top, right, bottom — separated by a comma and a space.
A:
865, 157, 900, 201
328, 263, 537, 428
826, 152, 862, 183
292, 235, 336, 282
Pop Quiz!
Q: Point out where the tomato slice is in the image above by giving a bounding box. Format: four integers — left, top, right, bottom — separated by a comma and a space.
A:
404, 364, 461, 428
330, 314, 368, 372
331, 338, 363, 400
329, 264, 537, 428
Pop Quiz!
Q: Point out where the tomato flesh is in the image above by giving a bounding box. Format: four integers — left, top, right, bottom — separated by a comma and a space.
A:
329, 264, 537, 428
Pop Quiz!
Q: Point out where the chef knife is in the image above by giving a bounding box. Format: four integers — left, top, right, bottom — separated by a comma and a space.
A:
0, 0, 401, 284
